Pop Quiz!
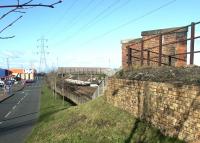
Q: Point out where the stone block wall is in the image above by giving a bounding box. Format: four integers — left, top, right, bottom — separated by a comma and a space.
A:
105, 78, 200, 142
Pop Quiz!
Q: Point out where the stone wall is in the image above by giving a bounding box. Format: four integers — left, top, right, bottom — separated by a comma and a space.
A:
105, 78, 200, 143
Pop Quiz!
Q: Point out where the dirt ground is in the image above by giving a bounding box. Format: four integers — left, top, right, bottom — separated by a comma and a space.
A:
115, 65, 200, 85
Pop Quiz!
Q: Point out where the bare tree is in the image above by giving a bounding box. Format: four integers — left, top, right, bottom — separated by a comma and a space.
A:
0, 0, 62, 39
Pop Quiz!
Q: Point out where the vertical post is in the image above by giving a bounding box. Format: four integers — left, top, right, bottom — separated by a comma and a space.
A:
52, 82, 54, 98
168, 56, 172, 66
54, 76, 57, 100
147, 50, 150, 66
141, 40, 144, 66
102, 80, 105, 92
97, 85, 99, 97
127, 47, 132, 68
62, 73, 64, 106
158, 35, 162, 66
190, 22, 195, 65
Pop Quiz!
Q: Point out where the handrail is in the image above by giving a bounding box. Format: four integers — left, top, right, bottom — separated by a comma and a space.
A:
126, 21, 200, 68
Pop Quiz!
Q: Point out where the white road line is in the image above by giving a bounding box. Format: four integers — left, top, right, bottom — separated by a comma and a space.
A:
0, 122, 3, 124
21, 97, 24, 100
5, 111, 12, 118
12, 105, 17, 110
17, 101, 21, 104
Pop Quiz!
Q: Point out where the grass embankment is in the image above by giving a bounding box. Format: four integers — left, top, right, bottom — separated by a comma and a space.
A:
26, 84, 184, 143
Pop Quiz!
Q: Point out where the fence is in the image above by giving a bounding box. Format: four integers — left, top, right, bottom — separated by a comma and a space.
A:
126, 21, 200, 68
54, 86, 91, 104
53, 77, 108, 104
92, 77, 108, 99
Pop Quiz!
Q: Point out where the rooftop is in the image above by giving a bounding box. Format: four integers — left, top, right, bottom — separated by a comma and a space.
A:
141, 26, 188, 36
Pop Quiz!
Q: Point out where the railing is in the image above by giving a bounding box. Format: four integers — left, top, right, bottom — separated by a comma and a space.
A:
126, 21, 200, 68
52, 77, 108, 104
92, 78, 107, 99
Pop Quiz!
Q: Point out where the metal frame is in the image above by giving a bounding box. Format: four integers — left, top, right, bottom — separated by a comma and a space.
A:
126, 21, 200, 68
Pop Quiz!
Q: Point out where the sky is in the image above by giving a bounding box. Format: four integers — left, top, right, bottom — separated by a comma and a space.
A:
0, 0, 200, 71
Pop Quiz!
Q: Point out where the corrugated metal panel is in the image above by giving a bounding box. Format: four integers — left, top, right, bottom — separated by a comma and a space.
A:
0, 68, 10, 77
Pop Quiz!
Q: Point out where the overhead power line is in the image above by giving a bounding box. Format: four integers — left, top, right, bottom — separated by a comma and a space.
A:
46, 0, 80, 36
52, 0, 121, 46
50, 0, 96, 37
82, 0, 177, 45
82, 0, 131, 33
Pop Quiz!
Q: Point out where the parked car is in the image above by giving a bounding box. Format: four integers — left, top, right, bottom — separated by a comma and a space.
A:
5, 80, 14, 86
0, 80, 4, 88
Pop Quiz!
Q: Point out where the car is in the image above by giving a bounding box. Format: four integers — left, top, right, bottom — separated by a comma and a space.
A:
0, 80, 4, 88
5, 80, 14, 86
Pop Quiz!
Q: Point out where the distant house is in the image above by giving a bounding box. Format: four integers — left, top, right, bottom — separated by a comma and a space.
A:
9, 68, 25, 80
9, 68, 37, 81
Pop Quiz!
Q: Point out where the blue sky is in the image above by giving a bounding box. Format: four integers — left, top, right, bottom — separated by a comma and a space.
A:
0, 0, 200, 71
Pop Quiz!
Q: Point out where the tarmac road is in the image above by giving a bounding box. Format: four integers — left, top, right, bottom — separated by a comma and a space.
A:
0, 80, 42, 143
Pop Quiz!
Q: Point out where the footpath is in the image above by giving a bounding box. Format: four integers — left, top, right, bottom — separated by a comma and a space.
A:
0, 83, 25, 103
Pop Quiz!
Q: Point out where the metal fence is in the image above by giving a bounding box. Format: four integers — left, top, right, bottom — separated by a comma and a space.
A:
126, 21, 200, 68
92, 78, 107, 99
53, 77, 108, 104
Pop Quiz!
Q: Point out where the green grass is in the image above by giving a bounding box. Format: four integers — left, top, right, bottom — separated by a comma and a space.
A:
26, 84, 185, 143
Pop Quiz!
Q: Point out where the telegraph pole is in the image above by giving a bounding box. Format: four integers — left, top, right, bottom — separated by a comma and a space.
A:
37, 37, 48, 72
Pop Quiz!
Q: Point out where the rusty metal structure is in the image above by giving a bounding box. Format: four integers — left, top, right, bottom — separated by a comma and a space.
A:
125, 21, 200, 69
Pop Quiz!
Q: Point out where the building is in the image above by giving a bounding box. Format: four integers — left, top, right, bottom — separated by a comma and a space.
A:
122, 26, 188, 69
58, 67, 110, 75
0, 68, 11, 79
9, 68, 25, 80
24, 68, 37, 81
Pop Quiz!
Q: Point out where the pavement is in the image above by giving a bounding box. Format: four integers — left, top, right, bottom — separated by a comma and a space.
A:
0, 83, 25, 103
0, 80, 42, 143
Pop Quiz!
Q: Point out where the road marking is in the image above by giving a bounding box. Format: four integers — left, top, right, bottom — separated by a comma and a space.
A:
5, 111, 12, 118
24, 90, 32, 92
12, 105, 17, 110
17, 100, 21, 104
0, 122, 3, 124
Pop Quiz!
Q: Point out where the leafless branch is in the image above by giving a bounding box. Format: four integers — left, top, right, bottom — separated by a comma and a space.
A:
0, 0, 62, 39
0, 0, 62, 9
0, 35, 15, 39
0, 0, 30, 20
0, 8, 18, 20
0, 16, 23, 34
13, 10, 26, 14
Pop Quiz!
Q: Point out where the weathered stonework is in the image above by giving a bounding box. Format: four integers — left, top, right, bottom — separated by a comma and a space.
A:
105, 78, 200, 143
122, 27, 188, 69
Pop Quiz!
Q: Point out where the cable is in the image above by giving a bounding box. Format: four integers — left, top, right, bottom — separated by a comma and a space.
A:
59, 0, 95, 32
86, 0, 131, 31
49, 0, 96, 39
51, 0, 121, 46
82, 0, 177, 45
45, 0, 80, 36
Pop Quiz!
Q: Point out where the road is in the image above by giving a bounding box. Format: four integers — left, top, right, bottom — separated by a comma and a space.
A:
0, 80, 41, 143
